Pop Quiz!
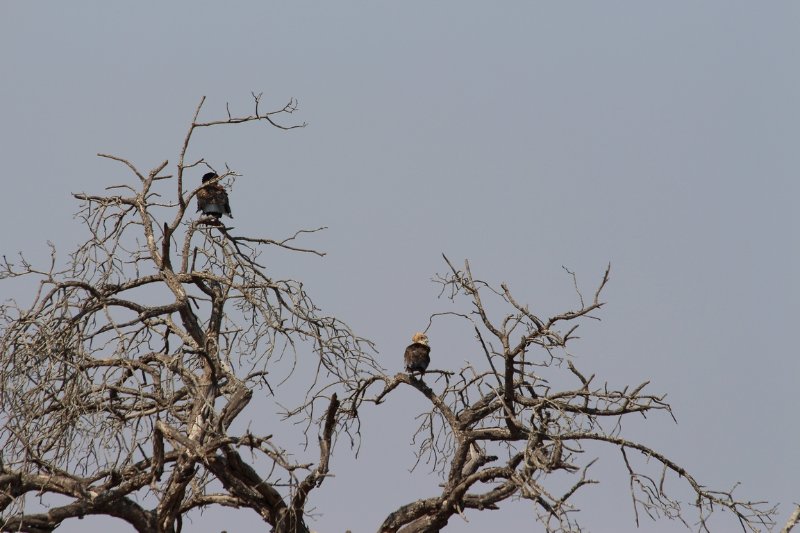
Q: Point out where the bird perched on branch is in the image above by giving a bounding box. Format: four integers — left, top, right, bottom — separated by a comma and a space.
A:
197, 172, 233, 220
404, 332, 430, 375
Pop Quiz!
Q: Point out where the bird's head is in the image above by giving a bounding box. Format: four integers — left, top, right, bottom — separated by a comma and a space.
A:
201, 172, 219, 184
412, 332, 429, 346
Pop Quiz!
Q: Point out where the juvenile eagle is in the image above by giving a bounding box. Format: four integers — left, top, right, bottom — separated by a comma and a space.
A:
197, 172, 233, 219
404, 332, 430, 375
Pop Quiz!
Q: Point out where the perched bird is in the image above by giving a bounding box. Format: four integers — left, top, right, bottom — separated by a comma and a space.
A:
196, 172, 233, 219
404, 332, 431, 375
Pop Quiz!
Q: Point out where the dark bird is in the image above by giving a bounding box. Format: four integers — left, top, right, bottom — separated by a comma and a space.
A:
404, 332, 430, 375
197, 172, 233, 219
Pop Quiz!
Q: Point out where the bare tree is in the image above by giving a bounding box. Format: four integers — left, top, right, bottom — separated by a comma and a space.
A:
357, 258, 777, 533
0, 96, 778, 533
0, 95, 379, 533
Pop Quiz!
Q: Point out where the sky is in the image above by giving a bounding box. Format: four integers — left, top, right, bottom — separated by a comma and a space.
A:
1, 2, 798, 532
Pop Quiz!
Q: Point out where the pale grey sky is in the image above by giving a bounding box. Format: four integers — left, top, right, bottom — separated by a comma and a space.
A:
1, 2, 798, 532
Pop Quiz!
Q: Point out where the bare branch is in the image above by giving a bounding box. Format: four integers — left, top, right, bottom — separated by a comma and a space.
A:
783, 505, 800, 533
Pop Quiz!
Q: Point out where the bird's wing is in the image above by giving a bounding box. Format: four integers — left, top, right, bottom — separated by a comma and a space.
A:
403, 345, 414, 367
420, 344, 431, 369
223, 194, 232, 217
404, 343, 431, 371
196, 188, 211, 212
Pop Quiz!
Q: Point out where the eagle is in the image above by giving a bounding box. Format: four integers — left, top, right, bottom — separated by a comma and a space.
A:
197, 172, 233, 219
404, 332, 430, 375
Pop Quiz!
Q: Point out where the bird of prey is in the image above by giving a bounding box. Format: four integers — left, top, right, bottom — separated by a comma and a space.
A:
404, 332, 430, 375
196, 172, 233, 219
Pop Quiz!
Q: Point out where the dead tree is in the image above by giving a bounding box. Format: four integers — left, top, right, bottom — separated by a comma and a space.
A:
0, 95, 379, 533
358, 257, 776, 533
0, 96, 778, 533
